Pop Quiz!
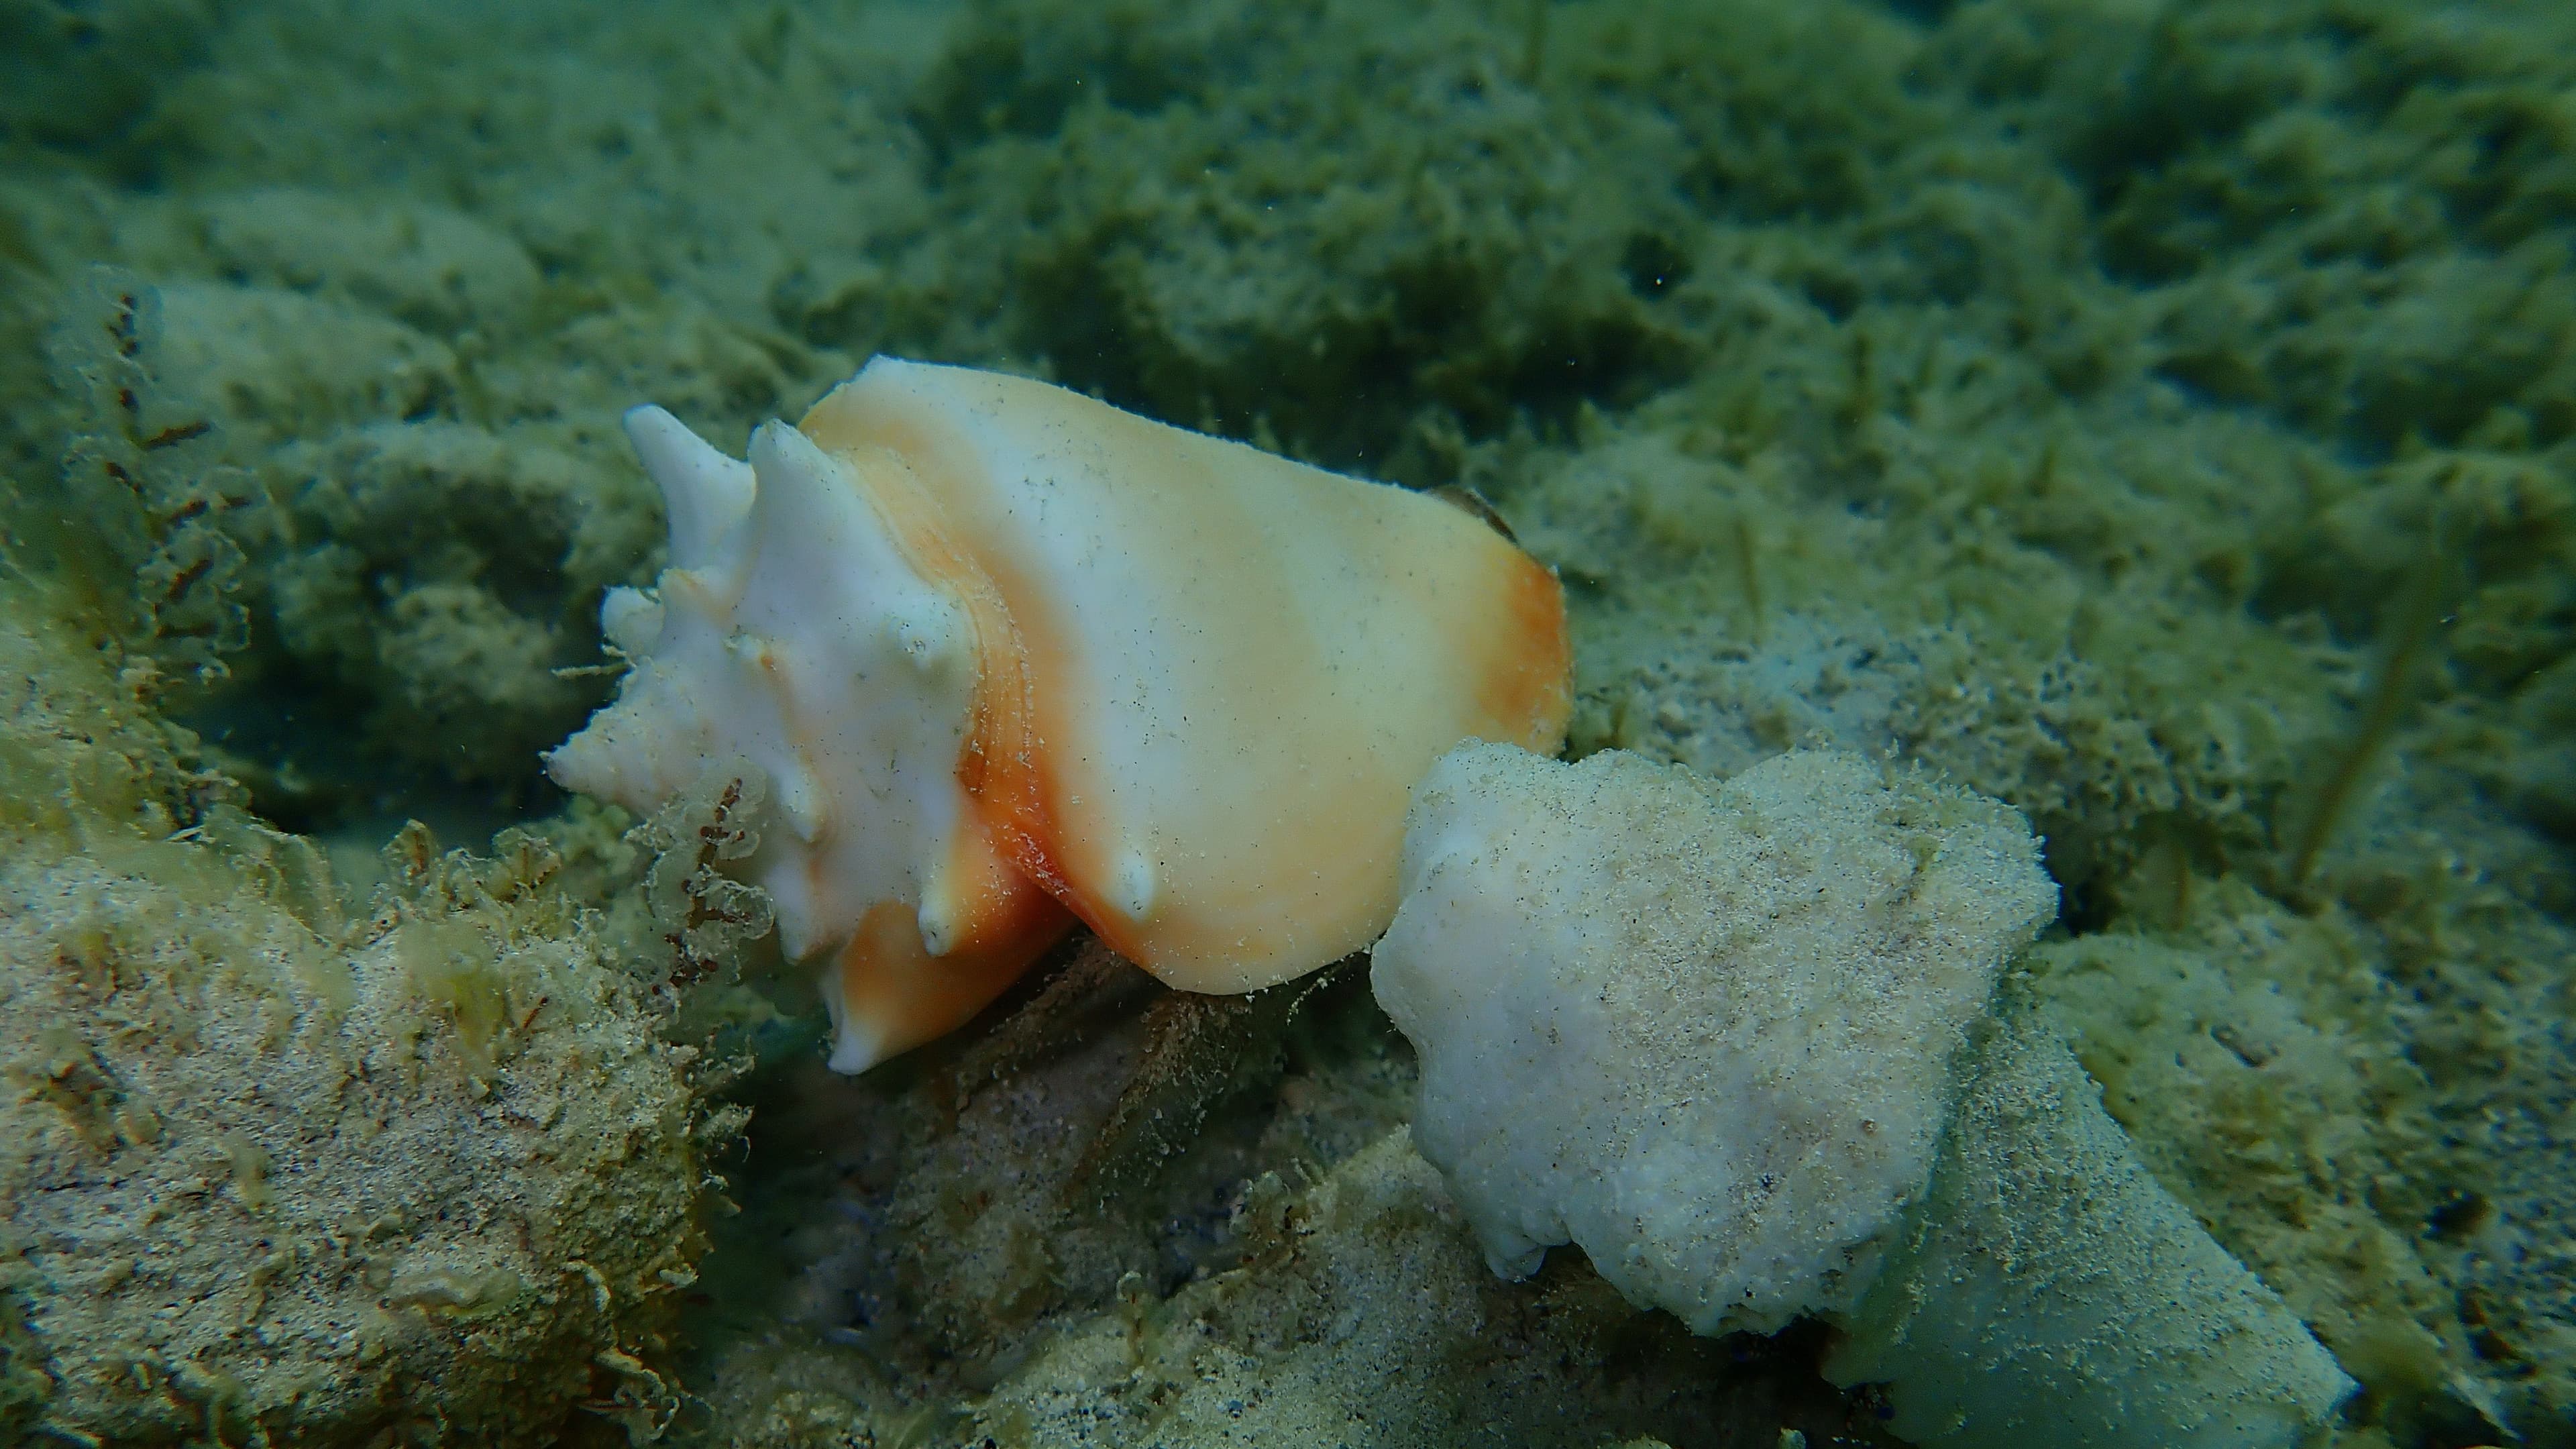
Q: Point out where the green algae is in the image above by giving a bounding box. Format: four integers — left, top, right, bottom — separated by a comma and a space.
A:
0, 570, 746, 1446
0, 0, 2568, 1445
0, 238, 747, 1446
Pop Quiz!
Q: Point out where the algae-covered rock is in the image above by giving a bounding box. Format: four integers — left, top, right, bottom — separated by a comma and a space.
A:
0, 578, 740, 1446
969, 1128, 1872, 1448
2024, 853, 2576, 1444
875, 0, 1769, 472
0, 0, 226, 148
1938, 0, 2576, 451
2025, 885, 2471, 1419
1, 314, 738, 1444
262, 419, 658, 788
23, 268, 662, 824
152, 281, 457, 444
197, 188, 543, 335
1823, 1007, 2357, 1449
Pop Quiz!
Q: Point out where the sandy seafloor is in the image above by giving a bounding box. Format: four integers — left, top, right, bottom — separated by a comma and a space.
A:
0, 0, 2571, 1445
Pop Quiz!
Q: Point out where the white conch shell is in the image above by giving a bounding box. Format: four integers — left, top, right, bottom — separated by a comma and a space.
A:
549, 357, 1570, 1072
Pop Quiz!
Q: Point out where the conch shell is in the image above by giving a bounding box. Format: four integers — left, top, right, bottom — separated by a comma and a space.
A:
547, 358, 1570, 1071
